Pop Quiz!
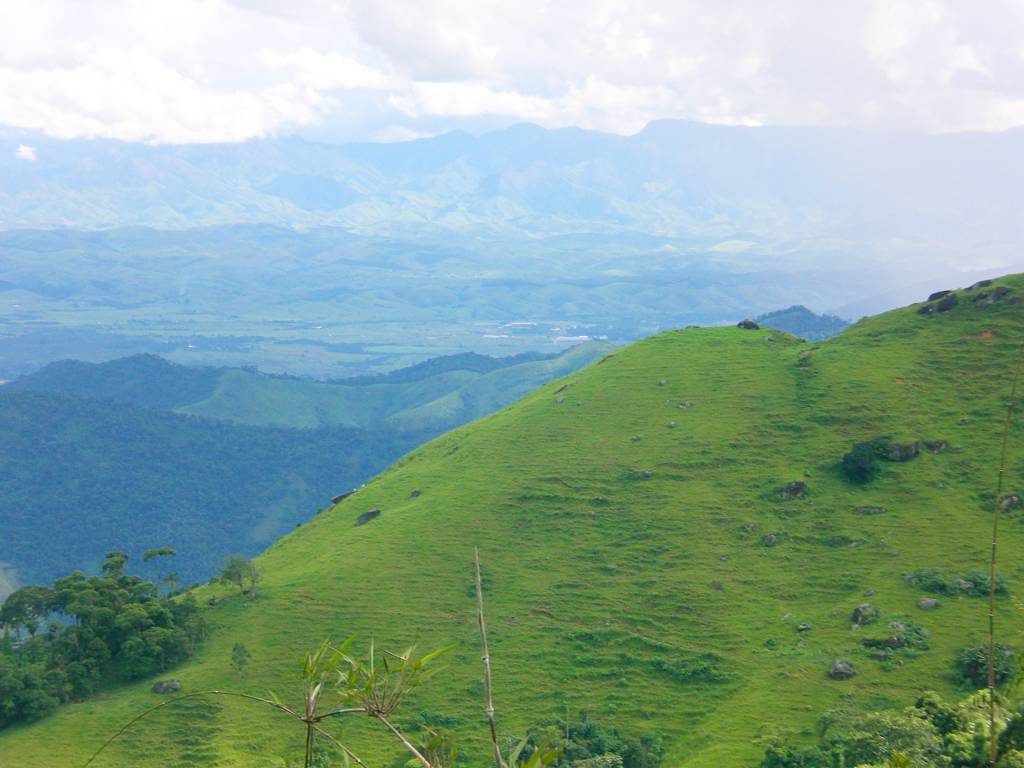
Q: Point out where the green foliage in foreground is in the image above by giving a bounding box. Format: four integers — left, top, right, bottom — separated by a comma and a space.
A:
0, 552, 203, 729
759, 689, 1024, 768
1, 275, 1022, 767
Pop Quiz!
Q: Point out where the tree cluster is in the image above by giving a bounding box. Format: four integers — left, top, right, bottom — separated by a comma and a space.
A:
0, 551, 204, 729
759, 690, 1024, 768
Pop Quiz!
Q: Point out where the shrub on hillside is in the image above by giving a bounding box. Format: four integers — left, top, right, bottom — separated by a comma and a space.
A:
842, 441, 881, 483
955, 644, 1014, 688
759, 689, 1020, 767
905, 568, 1007, 597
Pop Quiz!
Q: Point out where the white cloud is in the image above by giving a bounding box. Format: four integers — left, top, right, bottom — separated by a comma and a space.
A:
1, 1, 1023, 143
15, 144, 37, 160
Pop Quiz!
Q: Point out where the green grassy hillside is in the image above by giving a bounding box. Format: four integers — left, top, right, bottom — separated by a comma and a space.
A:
177, 342, 611, 430
2, 276, 1022, 767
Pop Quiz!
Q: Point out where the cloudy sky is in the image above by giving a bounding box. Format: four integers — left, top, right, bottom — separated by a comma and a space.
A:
2, 0, 1023, 144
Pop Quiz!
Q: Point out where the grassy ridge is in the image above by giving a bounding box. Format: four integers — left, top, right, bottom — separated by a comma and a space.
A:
177, 342, 611, 430
2, 276, 1022, 767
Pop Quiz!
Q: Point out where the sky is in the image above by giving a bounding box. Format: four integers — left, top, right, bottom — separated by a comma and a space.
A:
2, 0, 1024, 144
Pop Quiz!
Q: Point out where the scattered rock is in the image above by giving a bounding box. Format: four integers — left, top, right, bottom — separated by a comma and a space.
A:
917, 304, 936, 316
779, 481, 808, 500
851, 603, 879, 627
1000, 494, 1021, 512
555, 384, 569, 393
854, 505, 887, 515
207, 596, 220, 607
354, 509, 381, 527
796, 623, 812, 633
936, 293, 959, 312
737, 319, 760, 330
676, 401, 692, 410
974, 286, 1013, 307
829, 659, 856, 680
969, 279, 993, 290
923, 440, 948, 454
667, 421, 677, 428
631, 434, 642, 442
863, 623, 909, 649
884, 442, 919, 462
709, 581, 723, 591
410, 489, 422, 498
152, 680, 182, 695
641, 470, 655, 479
555, 395, 565, 403
766, 335, 776, 342
762, 533, 778, 547
330, 489, 356, 504
917, 598, 941, 610
928, 290, 952, 301
956, 577, 977, 593
657, 378, 668, 387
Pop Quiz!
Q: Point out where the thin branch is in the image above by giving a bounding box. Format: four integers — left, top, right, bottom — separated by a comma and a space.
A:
82, 690, 299, 767
375, 713, 433, 768
988, 343, 1024, 766
311, 723, 369, 768
315, 706, 366, 721
475, 547, 504, 768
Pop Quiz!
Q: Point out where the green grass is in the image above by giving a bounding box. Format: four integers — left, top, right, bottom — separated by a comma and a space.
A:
3, 276, 1023, 767
176, 342, 611, 431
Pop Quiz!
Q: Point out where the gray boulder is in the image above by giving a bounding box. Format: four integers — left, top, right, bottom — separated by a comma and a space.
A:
829, 659, 856, 680
1000, 494, 1021, 512
152, 680, 181, 695
779, 481, 808, 500
884, 442, 919, 462
851, 603, 879, 626
917, 598, 941, 610
737, 319, 760, 330
354, 509, 381, 527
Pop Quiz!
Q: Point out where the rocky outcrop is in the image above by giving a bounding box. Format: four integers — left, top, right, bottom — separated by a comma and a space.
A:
354, 509, 381, 526
152, 680, 181, 694
829, 659, 856, 680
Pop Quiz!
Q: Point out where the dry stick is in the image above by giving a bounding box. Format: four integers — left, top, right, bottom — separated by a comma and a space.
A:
375, 713, 433, 768
988, 343, 1024, 767
476, 547, 504, 768
81, 690, 299, 768
310, 723, 369, 768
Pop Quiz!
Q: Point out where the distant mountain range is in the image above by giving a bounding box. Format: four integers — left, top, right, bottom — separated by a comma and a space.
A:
2, 122, 1023, 258
2, 120, 1019, 379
